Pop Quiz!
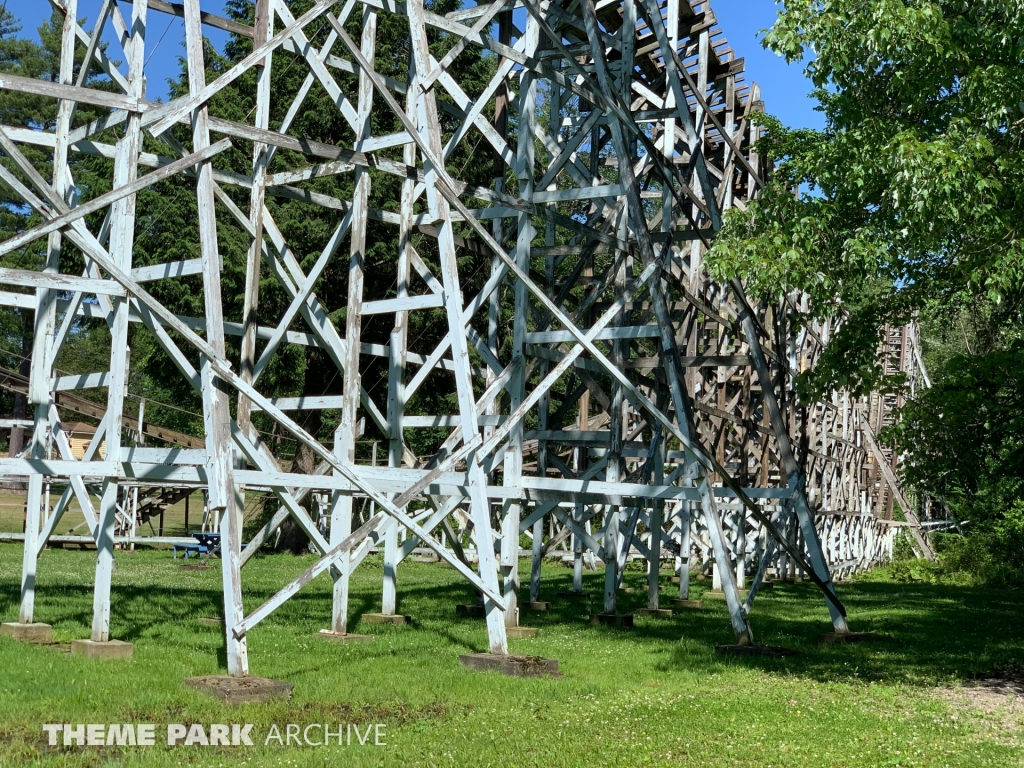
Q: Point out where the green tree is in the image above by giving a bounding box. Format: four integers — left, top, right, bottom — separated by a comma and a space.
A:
707, 0, 1024, 576
708, 0, 1024, 396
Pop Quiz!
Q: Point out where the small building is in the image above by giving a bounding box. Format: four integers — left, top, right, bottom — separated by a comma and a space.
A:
64, 422, 105, 460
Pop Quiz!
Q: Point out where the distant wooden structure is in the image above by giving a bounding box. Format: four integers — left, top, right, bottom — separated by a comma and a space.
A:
62, 422, 103, 460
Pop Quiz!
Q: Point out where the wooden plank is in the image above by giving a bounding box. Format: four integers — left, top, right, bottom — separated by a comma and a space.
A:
131, 259, 203, 282
526, 326, 661, 344
361, 294, 444, 314
0, 268, 126, 297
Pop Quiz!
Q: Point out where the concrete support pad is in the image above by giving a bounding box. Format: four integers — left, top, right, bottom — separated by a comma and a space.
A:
456, 604, 485, 618
179, 563, 211, 571
185, 675, 293, 704
197, 617, 224, 627
671, 599, 704, 609
459, 653, 559, 678
818, 631, 883, 646
0, 622, 52, 643
319, 630, 373, 643
557, 591, 589, 599
70, 639, 133, 659
361, 613, 410, 625
589, 613, 634, 628
506, 626, 539, 638
521, 601, 551, 611
715, 644, 796, 659
634, 608, 673, 618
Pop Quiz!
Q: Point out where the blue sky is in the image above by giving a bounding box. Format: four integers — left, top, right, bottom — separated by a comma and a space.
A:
9, 0, 822, 130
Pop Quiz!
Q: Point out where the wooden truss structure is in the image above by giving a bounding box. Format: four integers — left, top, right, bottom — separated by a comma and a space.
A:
0, 0, 933, 675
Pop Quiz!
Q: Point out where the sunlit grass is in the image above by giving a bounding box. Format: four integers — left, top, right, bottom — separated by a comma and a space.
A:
0, 546, 1021, 766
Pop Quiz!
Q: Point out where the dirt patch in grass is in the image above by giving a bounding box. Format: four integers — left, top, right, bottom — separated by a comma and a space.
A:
937, 667, 1024, 742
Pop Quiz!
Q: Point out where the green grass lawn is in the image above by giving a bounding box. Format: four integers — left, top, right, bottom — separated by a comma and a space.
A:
0, 546, 1021, 767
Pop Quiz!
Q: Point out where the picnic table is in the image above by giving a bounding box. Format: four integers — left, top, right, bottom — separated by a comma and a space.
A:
191, 532, 222, 558
172, 532, 222, 559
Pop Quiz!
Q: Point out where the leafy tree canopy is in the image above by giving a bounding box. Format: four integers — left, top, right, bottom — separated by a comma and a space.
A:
707, 0, 1024, 398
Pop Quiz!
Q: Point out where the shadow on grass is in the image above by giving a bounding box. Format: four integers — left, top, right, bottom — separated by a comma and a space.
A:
1, 547, 1021, 688
654, 579, 1024, 686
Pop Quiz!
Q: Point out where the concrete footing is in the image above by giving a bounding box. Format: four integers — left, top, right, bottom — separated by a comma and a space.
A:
361, 613, 410, 625
715, 644, 796, 658
197, 617, 224, 627
185, 675, 293, 704
589, 613, 634, 628
70, 639, 133, 659
0, 622, 52, 643
818, 631, 883, 646
456, 604, 485, 618
506, 626, 540, 638
521, 601, 551, 611
634, 608, 673, 618
458, 653, 559, 678
671, 599, 704, 609
319, 630, 373, 643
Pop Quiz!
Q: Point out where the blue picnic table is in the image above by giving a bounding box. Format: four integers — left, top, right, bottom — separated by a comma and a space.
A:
172, 532, 222, 559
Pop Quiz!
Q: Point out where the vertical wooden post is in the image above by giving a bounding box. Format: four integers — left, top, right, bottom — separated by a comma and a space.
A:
407, 0, 507, 654
237, 0, 272, 439
501, 7, 539, 629
92, 0, 141, 643
339, 3, 376, 625
19, 0, 82, 627
382, 54, 418, 622
183, 0, 247, 675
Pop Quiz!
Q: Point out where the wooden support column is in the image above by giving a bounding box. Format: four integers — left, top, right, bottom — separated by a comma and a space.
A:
648, 385, 668, 609
602, 209, 629, 615
337, 3, 376, 625
183, 0, 247, 675
501, 10, 540, 628
406, 0, 507, 654
92, 0, 139, 644
236, 0, 272, 439
531, 76, 558, 600
20, 0, 80, 626
381, 54, 416, 623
